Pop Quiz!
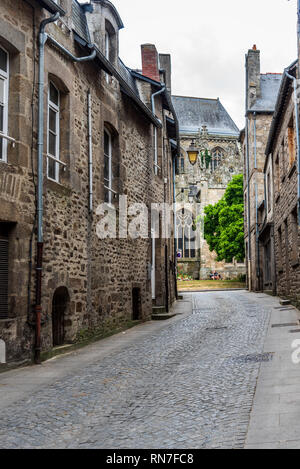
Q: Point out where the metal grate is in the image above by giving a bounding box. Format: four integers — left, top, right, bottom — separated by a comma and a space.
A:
272, 323, 299, 328
0, 238, 8, 319
231, 353, 274, 364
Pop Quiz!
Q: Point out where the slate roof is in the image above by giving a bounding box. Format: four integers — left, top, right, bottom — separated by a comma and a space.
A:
72, 0, 91, 44
118, 59, 139, 97
266, 60, 297, 155
171, 96, 240, 137
249, 74, 283, 113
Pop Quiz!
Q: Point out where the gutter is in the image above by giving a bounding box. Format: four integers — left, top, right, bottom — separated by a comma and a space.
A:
37, 0, 65, 16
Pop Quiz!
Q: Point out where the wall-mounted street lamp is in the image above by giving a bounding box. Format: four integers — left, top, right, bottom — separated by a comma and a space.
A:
187, 139, 198, 166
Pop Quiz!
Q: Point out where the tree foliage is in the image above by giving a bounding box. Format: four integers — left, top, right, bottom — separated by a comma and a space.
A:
204, 174, 245, 263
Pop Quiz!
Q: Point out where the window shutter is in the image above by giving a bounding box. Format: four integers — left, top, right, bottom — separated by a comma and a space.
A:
0, 237, 8, 319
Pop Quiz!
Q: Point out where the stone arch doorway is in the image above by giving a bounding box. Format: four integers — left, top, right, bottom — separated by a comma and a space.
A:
52, 287, 70, 347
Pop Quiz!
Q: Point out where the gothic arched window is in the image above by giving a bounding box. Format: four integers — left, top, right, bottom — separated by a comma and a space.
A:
211, 147, 224, 172
176, 210, 196, 259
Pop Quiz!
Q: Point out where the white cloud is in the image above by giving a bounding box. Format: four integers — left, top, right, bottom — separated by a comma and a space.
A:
79, 0, 298, 128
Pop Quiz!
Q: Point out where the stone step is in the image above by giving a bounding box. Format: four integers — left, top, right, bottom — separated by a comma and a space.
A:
280, 299, 291, 306
151, 313, 177, 321
152, 306, 166, 315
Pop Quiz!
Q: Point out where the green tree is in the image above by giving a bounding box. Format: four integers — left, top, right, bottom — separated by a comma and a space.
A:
204, 174, 245, 263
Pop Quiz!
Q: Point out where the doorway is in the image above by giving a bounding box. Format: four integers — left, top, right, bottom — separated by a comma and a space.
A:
132, 288, 142, 321
52, 287, 69, 346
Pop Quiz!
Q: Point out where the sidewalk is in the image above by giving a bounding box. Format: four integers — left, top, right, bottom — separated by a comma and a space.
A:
245, 295, 300, 449
0, 295, 193, 412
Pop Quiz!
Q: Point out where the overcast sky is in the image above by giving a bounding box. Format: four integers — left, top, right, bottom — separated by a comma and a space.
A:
80, 0, 298, 129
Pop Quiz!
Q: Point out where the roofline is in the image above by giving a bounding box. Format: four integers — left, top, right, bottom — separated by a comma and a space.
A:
36, 0, 66, 15
172, 95, 219, 102
265, 59, 298, 156
246, 109, 274, 115
179, 130, 240, 138
131, 70, 162, 87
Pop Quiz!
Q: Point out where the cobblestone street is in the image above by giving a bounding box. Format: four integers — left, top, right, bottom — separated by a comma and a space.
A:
0, 291, 282, 449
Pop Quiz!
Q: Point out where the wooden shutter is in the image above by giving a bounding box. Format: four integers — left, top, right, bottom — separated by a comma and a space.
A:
0, 237, 8, 319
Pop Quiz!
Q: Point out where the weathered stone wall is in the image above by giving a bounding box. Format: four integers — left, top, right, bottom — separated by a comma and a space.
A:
272, 92, 300, 303
0, 0, 176, 366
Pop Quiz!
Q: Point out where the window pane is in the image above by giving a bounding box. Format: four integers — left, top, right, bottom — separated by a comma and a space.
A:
0, 79, 4, 105
0, 48, 7, 73
104, 155, 110, 182
0, 106, 3, 159
48, 159, 56, 180
49, 132, 56, 156
49, 83, 59, 106
0, 105, 3, 132
104, 189, 109, 203
104, 131, 110, 156
49, 108, 57, 133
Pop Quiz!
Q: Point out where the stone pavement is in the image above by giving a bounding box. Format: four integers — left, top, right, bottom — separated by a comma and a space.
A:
0, 291, 299, 449
245, 295, 300, 449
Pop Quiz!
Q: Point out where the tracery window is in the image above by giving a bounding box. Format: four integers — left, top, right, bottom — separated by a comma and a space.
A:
211, 147, 224, 172
176, 210, 196, 259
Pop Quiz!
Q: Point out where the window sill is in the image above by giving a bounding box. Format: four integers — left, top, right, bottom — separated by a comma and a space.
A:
0, 317, 16, 323
46, 178, 72, 196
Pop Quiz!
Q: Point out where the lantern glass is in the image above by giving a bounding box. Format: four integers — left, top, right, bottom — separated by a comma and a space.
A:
187, 150, 198, 166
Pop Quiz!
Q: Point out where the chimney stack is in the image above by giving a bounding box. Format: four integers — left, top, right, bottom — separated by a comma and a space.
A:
246, 46, 261, 109
141, 44, 160, 83
159, 53, 172, 94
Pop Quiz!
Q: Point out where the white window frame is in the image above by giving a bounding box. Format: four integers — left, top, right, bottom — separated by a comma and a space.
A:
0, 46, 9, 163
104, 128, 113, 204
47, 82, 60, 182
105, 31, 110, 83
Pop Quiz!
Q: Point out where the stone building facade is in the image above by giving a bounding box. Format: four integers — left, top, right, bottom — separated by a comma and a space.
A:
172, 96, 245, 280
264, 59, 300, 303
242, 46, 282, 293
0, 0, 178, 366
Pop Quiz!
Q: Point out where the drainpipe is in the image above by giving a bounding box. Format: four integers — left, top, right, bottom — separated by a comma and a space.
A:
35, 15, 97, 364
35, 12, 60, 364
87, 90, 93, 213
173, 157, 178, 300
253, 113, 260, 287
245, 57, 252, 291
151, 85, 166, 116
285, 69, 300, 226
254, 112, 257, 169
